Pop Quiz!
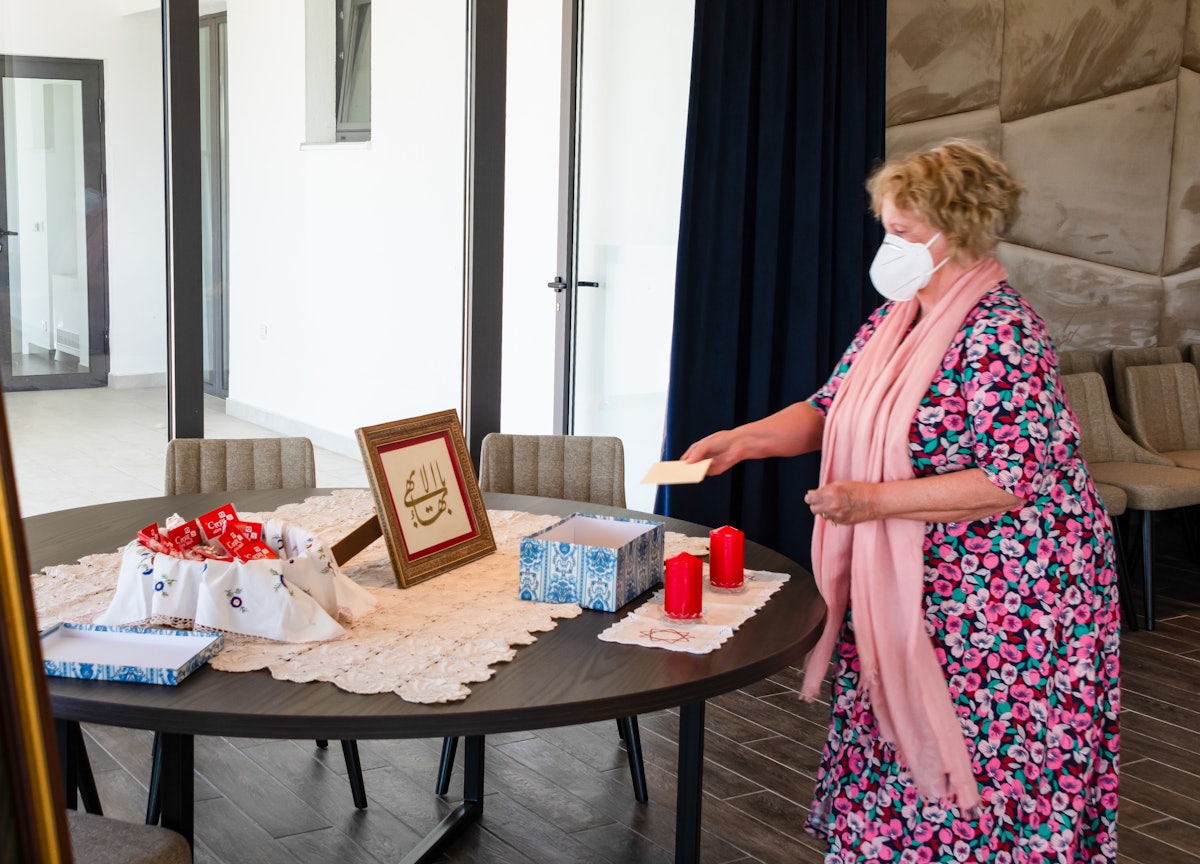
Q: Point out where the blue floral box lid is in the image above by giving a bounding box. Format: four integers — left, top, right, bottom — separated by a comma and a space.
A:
518, 513, 664, 612
40, 622, 224, 686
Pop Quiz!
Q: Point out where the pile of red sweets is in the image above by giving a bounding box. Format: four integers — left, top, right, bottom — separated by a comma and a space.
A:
137, 503, 278, 563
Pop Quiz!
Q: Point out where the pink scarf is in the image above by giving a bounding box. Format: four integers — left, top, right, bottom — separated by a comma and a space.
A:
802, 257, 1007, 811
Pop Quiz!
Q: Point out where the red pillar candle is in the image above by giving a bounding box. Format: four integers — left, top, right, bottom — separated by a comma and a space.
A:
664, 552, 703, 619
709, 525, 744, 588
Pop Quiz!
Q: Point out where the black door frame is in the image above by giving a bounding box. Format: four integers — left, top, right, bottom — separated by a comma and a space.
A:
0, 54, 109, 392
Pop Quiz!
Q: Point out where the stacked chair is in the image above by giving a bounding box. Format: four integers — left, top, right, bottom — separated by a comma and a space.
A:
1110, 346, 1183, 430
1062, 372, 1200, 629
437, 433, 649, 803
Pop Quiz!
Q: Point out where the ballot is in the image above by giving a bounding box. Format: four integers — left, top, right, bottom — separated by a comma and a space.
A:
640, 459, 712, 485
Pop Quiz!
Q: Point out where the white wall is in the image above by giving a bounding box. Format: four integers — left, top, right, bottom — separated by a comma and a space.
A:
0, 0, 167, 382
223, 0, 468, 456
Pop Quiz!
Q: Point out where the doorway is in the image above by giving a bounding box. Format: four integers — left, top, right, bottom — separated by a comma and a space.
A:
0, 55, 108, 392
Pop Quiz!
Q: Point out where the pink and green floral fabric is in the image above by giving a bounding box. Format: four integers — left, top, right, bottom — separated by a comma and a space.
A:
805, 283, 1120, 863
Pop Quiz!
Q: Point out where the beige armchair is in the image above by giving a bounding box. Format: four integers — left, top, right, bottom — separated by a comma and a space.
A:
1124, 362, 1200, 470
1110, 346, 1182, 426
477, 433, 626, 507
439, 433, 646, 803
1063, 372, 1200, 629
164, 437, 316, 495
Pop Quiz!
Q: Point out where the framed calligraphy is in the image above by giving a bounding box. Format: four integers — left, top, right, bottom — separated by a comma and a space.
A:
356, 410, 495, 588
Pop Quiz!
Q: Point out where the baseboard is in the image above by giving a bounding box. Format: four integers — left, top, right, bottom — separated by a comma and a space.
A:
223, 398, 360, 459
108, 372, 168, 389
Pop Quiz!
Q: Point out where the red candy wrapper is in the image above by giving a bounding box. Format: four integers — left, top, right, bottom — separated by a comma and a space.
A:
218, 527, 276, 561
137, 523, 179, 556
167, 519, 203, 552
226, 519, 263, 542
197, 503, 238, 541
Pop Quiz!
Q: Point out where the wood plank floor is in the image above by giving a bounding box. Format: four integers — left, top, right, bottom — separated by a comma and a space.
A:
75, 520, 1200, 864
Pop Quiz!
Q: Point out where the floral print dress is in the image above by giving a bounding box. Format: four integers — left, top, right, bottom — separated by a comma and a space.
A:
804, 283, 1120, 863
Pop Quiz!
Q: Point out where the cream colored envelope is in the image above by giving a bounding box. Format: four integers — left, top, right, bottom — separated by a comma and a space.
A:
640, 459, 713, 485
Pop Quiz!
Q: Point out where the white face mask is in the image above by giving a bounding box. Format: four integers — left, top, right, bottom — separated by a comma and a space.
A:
868, 232, 948, 302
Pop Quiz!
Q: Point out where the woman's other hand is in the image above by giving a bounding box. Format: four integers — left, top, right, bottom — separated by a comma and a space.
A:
805, 481, 878, 526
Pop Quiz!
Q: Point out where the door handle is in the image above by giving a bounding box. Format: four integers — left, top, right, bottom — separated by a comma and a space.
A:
0, 229, 16, 236
547, 277, 600, 292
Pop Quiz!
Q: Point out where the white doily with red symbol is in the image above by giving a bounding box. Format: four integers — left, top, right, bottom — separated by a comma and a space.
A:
32, 490, 711, 703
597, 566, 790, 653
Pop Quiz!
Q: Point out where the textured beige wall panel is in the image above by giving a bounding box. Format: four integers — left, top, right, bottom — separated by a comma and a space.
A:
1162, 267, 1200, 346
885, 0, 1003, 125
1186, 0, 1200, 71
1165, 69, 1200, 275
884, 107, 1002, 159
1003, 82, 1176, 274
996, 243, 1162, 349
999, 0, 1185, 121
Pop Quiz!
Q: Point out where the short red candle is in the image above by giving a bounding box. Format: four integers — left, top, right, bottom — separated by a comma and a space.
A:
709, 525, 744, 588
664, 552, 703, 619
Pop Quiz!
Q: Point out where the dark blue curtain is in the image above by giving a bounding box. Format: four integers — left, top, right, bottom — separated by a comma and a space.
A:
655, 0, 887, 570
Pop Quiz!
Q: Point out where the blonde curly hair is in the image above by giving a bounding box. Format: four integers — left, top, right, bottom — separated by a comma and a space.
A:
867, 139, 1025, 261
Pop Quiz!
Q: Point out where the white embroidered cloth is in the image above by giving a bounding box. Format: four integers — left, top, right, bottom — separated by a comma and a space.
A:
598, 566, 790, 654
32, 490, 710, 704
94, 518, 377, 642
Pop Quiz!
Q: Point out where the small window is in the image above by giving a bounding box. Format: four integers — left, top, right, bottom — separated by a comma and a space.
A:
335, 0, 371, 141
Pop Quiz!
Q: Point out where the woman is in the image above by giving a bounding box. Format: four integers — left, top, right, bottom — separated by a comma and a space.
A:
682, 140, 1119, 862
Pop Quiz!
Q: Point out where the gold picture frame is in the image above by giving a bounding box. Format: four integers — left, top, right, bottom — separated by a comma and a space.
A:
356, 409, 495, 588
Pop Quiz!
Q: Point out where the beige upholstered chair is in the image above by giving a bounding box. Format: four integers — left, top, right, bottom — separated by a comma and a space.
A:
164, 437, 316, 495
156, 437, 365, 812
1057, 348, 1103, 377
477, 433, 626, 507
1063, 372, 1200, 629
440, 433, 646, 802
1110, 346, 1182, 425
67, 810, 191, 863
1091, 482, 1137, 629
1125, 362, 1200, 470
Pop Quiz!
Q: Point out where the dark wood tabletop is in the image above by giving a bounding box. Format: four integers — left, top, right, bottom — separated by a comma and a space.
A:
30, 489, 825, 742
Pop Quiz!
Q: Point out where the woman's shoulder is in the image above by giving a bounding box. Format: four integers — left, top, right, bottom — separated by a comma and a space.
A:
965, 281, 1052, 339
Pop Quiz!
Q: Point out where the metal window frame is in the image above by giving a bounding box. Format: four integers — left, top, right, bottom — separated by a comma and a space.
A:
335, 0, 371, 143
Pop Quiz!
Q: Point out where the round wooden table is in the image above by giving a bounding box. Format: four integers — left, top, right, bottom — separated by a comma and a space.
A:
30, 489, 825, 863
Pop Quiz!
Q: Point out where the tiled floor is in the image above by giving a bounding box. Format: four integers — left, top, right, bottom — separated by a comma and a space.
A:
3, 386, 368, 517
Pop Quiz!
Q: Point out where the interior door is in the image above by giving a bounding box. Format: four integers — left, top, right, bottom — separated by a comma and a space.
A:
0, 55, 108, 391
553, 0, 694, 511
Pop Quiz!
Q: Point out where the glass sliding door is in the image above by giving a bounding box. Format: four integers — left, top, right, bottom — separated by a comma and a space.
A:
200, 13, 229, 397
554, 0, 693, 511
0, 55, 108, 391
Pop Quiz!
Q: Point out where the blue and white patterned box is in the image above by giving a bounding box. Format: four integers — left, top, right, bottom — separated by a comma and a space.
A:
40, 622, 224, 686
518, 513, 664, 612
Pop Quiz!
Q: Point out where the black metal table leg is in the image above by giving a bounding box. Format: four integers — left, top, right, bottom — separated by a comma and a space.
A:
157, 732, 194, 848
618, 716, 649, 804
56, 720, 102, 814
401, 735, 485, 864
340, 739, 368, 809
435, 736, 458, 796
676, 700, 706, 863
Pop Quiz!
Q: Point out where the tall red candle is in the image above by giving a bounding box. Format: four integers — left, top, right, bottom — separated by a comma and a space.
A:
709, 525, 744, 588
664, 552, 703, 619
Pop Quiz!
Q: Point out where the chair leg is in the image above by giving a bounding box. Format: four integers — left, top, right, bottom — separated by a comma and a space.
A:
1141, 510, 1156, 630
1110, 516, 1138, 631
436, 736, 458, 796
58, 720, 103, 815
618, 716, 648, 804
340, 740, 368, 809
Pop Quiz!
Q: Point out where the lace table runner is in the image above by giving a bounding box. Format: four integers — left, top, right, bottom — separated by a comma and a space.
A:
32, 490, 709, 704
598, 566, 790, 654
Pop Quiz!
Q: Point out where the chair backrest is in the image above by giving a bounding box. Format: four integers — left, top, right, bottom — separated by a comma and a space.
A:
477, 434, 626, 507
1061, 372, 1173, 467
1057, 348, 1102, 376
1110, 346, 1182, 420
165, 437, 316, 495
1125, 362, 1200, 454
